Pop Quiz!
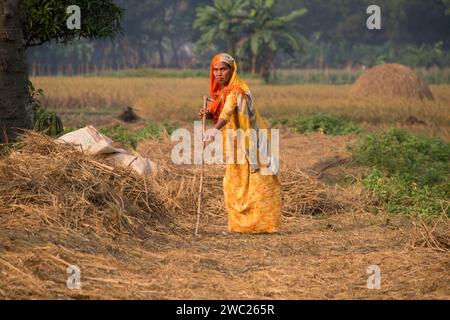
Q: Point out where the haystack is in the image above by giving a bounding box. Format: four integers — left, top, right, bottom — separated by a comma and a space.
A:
349, 63, 434, 100
0, 132, 173, 243
0, 133, 178, 299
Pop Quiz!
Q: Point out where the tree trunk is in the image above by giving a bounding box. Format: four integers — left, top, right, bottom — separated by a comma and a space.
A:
227, 37, 236, 57
260, 55, 273, 83
0, 0, 33, 143
251, 54, 257, 74
158, 38, 166, 68
170, 37, 179, 68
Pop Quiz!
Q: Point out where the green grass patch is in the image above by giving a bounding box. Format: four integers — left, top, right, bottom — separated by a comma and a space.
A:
351, 129, 450, 219
98, 120, 176, 149
83, 67, 450, 84
97, 68, 209, 78
416, 69, 450, 85
267, 68, 450, 85
288, 114, 360, 135
269, 69, 362, 85
94, 67, 261, 80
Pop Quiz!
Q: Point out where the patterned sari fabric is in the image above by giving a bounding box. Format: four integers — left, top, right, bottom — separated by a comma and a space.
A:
207, 53, 281, 233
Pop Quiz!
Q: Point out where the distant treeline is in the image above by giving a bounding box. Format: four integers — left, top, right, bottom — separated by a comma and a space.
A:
27, 0, 450, 75
30, 67, 450, 85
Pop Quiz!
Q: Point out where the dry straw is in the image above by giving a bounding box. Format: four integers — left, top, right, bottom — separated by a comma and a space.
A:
0, 132, 179, 243
1, 132, 448, 299
137, 137, 353, 223
350, 63, 434, 100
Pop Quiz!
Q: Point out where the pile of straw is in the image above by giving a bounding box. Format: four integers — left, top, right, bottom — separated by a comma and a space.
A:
0, 133, 184, 299
0, 132, 174, 244
349, 63, 434, 100
137, 139, 348, 221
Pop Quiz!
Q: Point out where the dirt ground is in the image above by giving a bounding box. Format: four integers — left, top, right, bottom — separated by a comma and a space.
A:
128, 132, 449, 299
1, 129, 449, 300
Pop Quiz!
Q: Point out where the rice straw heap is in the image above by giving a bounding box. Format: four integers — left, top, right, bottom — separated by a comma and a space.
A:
350, 63, 434, 100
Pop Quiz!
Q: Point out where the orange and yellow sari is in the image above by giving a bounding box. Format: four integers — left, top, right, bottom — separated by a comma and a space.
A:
207, 53, 281, 233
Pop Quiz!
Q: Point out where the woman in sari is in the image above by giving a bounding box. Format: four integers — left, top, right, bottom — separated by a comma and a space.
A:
199, 53, 281, 233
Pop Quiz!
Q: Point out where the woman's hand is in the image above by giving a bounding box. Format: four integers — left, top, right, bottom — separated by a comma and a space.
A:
198, 108, 213, 119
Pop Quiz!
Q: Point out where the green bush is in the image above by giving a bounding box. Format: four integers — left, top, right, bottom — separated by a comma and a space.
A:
161, 119, 177, 136
290, 114, 360, 135
33, 105, 64, 137
29, 80, 64, 137
352, 129, 450, 218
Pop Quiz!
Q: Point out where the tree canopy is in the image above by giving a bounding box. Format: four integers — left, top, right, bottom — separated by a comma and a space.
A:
26, 0, 450, 71
21, 0, 124, 47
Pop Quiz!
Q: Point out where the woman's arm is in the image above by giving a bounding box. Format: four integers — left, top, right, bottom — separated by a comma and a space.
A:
203, 118, 226, 142
203, 92, 236, 141
214, 118, 227, 130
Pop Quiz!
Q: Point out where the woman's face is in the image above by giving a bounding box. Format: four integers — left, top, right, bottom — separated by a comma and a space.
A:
213, 62, 232, 86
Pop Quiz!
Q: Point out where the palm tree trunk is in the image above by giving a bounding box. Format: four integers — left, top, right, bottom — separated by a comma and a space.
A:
251, 54, 257, 74
227, 37, 236, 57
158, 38, 166, 68
170, 37, 179, 68
260, 55, 273, 83
0, 0, 34, 143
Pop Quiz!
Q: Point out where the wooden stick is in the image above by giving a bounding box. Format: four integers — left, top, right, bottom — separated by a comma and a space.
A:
195, 96, 208, 237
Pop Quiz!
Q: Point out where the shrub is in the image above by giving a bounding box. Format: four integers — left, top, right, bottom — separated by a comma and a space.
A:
352, 129, 450, 218
290, 114, 360, 135
99, 121, 165, 149
29, 80, 64, 137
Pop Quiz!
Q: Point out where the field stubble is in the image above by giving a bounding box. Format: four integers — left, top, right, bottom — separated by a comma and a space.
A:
32, 77, 450, 140
0, 130, 448, 299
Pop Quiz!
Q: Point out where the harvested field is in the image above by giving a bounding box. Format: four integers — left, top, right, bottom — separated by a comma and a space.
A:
0, 131, 448, 299
31, 77, 450, 140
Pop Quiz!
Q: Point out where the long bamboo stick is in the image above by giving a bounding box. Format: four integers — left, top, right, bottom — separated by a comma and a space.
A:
195, 96, 208, 237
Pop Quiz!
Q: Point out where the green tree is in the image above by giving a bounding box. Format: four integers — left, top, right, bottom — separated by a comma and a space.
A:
0, 0, 123, 142
22, 0, 123, 47
237, 0, 306, 80
194, 0, 249, 57
445, 0, 450, 14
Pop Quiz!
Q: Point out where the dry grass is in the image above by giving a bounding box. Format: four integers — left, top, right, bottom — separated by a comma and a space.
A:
137, 137, 353, 222
2, 75, 448, 299
0, 132, 179, 239
31, 77, 450, 140
0, 131, 448, 299
350, 64, 434, 100
2, 212, 448, 299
